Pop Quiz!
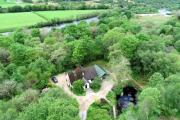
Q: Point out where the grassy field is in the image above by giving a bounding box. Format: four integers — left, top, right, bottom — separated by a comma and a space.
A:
0, 10, 103, 32
0, 0, 31, 8
132, 14, 172, 32
0, 12, 46, 32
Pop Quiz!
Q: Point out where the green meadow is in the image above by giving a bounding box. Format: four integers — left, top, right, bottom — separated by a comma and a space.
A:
0, 10, 103, 32
0, 0, 31, 8
132, 14, 172, 32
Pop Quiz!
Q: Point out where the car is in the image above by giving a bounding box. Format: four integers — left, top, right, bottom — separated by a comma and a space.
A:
51, 76, 58, 83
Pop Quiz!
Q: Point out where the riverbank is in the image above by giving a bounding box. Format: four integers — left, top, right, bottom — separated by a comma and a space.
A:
0, 10, 104, 33
1, 17, 99, 36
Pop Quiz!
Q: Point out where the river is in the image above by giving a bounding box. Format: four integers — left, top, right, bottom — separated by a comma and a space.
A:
138, 8, 172, 17
0, 17, 99, 36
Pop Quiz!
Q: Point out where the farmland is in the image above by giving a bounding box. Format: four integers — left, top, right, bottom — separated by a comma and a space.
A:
0, 10, 103, 32
0, 0, 31, 8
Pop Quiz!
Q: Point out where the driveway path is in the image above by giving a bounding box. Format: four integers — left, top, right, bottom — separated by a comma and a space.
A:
54, 73, 114, 120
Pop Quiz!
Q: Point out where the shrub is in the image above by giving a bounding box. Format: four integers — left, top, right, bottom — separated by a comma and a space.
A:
0, 80, 20, 99
72, 80, 85, 95
174, 40, 180, 52
90, 77, 102, 92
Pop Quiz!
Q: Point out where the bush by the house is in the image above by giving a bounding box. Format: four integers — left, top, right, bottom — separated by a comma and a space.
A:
90, 77, 102, 92
72, 80, 85, 95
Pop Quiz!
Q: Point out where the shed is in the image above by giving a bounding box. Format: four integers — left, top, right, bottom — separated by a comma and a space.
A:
94, 65, 106, 78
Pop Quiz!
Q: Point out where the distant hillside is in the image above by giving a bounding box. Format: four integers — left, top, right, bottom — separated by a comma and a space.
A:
0, 0, 17, 3
133, 0, 180, 10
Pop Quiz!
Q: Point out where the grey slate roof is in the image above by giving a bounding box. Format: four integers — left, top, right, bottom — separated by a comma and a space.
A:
67, 65, 106, 84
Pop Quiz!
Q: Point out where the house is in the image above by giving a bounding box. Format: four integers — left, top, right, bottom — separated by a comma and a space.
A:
66, 65, 107, 88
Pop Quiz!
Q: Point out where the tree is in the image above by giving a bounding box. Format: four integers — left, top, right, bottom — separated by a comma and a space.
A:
63, 21, 91, 40
44, 37, 57, 45
137, 87, 161, 120
0, 48, 10, 65
148, 72, 164, 87
17, 88, 79, 120
0, 80, 18, 99
31, 28, 40, 37
87, 108, 112, 120
28, 58, 55, 89
90, 77, 102, 92
161, 74, 180, 116
0, 36, 14, 48
87, 102, 112, 120
122, 21, 141, 34
24, 37, 41, 47
118, 35, 140, 59
13, 30, 28, 44
174, 40, 180, 52
72, 80, 84, 95
72, 40, 88, 64
131, 39, 180, 77
47, 100, 79, 120
0, 63, 8, 82
71, 37, 98, 65
10, 43, 39, 65
11, 89, 39, 112
50, 44, 70, 72
103, 27, 125, 49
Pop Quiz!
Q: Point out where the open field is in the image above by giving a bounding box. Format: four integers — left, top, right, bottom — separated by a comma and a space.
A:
0, 0, 31, 8
0, 12, 46, 32
0, 10, 103, 32
0, 3, 31, 7
132, 14, 172, 32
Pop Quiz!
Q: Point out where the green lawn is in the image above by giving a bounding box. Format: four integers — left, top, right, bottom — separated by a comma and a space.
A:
0, 0, 31, 8
0, 3, 31, 8
0, 10, 103, 32
0, 12, 45, 32
36, 10, 103, 20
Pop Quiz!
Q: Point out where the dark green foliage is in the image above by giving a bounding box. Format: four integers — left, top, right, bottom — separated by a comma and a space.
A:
72, 80, 85, 95
10, 43, 39, 65
1, 3, 108, 13
31, 28, 40, 37
132, 39, 180, 77
28, 58, 55, 89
